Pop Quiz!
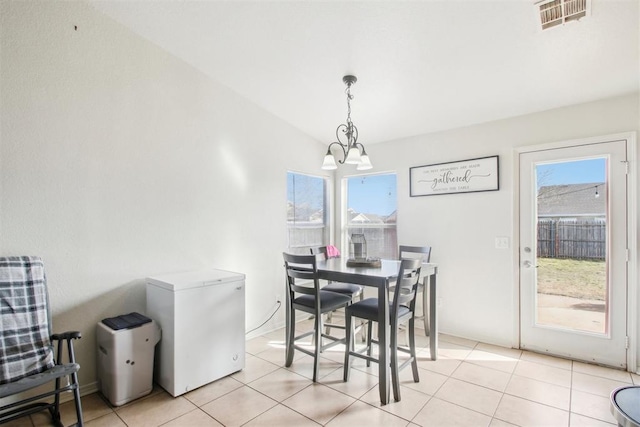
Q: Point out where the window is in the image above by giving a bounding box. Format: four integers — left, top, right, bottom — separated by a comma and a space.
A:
287, 172, 329, 254
344, 173, 397, 259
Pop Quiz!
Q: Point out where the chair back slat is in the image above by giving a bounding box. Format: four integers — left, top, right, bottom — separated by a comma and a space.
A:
310, 247, 328, 263
399, 245, 431, 263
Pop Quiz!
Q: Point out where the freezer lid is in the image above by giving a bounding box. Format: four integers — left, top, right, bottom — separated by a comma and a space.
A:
146, 269, 245, 291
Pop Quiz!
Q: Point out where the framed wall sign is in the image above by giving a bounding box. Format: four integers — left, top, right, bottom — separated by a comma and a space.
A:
410, 155, 499, 197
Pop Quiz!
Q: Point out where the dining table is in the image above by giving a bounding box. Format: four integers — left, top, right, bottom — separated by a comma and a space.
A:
316, 258, 439, 405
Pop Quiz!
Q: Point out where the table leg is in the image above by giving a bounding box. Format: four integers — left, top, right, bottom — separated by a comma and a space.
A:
429, 272, 438, 360
378, 280, 390, 405
422, 276, 430, 336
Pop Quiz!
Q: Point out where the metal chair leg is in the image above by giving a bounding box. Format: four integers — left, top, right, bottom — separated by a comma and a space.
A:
285, 302, 295, 367
325, 311, 333, 336
313, 314, 322, 382
422, 279, 430, 334
408, 318, 419, 382
343, 313, 353, 382
391, 323, 401, 402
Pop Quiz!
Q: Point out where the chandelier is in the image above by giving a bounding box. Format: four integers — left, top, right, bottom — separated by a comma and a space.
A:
321, 75, 372, 170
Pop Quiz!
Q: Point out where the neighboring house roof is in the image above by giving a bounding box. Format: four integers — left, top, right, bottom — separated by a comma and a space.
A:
287, 205, 397, 224
287, 201, 324, 223
537, 183, 605, 217
347, 209, 397, 224
385, 210, 397, 224
351, 213, 373, 223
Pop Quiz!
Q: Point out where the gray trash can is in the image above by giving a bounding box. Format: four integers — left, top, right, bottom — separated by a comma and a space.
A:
97, 312, 161, 406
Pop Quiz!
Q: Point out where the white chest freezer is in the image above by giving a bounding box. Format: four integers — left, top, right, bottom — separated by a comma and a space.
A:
146, 269, 245, 397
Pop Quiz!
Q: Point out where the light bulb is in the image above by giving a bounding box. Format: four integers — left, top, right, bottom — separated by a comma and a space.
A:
344, 145, 361, 164
321, 150, 338, 170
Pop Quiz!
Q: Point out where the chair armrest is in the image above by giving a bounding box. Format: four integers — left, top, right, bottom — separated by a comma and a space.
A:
51, 331, 82, 341
51, 332, 82, 364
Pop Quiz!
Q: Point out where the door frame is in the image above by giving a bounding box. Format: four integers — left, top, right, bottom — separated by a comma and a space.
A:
512, 132, 638, 371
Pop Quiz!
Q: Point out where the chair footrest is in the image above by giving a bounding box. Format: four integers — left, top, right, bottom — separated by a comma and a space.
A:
1, 402, 54, 425
347, 349, 379, 365
292, 345, 315, 359
398, 357, 417, 374
323, 322, 346, 330
294, 330, 314, 341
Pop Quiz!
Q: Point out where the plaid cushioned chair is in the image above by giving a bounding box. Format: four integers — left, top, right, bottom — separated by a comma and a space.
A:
0, 256, 83, 426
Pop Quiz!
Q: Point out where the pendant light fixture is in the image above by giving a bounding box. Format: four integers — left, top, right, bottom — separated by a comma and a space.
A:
321, 75, 372, 171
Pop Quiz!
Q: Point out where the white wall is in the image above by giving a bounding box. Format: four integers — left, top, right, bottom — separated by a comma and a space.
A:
336, 93, 639, 350
2, 2, 638, 396
0, 1, 328, 390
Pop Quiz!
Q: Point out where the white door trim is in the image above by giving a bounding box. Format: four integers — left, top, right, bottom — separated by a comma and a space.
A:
512, 131, 637, 371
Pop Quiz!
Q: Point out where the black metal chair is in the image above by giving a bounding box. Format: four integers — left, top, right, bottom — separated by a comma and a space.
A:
283, 253, 352, 382
0, 256, 83, 426
343, 258, 422, 402
310, 246, 364, 336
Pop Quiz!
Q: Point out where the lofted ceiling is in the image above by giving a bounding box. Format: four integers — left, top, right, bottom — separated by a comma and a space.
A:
90, 0, 639, 145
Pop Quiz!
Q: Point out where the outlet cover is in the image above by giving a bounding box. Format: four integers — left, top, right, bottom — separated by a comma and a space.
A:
495, 237, 509, 249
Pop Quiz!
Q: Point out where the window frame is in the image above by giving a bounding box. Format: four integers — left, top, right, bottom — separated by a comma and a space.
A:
341, 172, 398, 259
286, 171, 331, 254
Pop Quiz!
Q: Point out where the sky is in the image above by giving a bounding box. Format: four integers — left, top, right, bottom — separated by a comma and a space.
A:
536, 158, 605, 188
287, 172, 324, 209
349, 160, 606, 215
287, 172, 397, 216
290, 159, 603, 216
347, 174, 397, 216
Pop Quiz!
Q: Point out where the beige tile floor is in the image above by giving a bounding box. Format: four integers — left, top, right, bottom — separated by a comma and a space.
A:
12, 320, 639, 426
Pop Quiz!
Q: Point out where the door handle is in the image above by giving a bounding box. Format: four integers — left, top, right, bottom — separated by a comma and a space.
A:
523, 261, 533, 268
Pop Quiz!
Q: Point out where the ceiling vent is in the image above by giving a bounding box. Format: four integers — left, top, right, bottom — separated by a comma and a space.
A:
536, 0, 590, 30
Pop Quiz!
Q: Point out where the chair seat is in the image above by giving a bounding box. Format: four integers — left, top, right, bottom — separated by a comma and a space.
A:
293, 290, 353, 312
322, 282, 363, 296
0, 363, 79, 398
346, 297, 410, 321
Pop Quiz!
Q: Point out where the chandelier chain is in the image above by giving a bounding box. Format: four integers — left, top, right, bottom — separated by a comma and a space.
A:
345, 85, 353, 125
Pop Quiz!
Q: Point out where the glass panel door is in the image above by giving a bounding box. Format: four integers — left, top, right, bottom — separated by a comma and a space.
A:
535, 159, 607, 334
519, 140, 628, 368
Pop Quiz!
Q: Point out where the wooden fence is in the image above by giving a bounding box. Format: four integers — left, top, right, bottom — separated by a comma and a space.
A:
537, 218, 605, 260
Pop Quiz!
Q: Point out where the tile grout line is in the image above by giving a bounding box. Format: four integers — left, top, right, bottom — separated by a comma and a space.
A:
488, 350, 519, 427
64, 331, 633, 426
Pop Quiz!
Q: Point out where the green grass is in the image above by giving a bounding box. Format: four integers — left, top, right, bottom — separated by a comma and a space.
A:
536, 257, 606, 301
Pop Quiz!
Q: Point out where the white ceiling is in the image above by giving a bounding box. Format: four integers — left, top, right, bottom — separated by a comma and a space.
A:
90, 0, 639, 145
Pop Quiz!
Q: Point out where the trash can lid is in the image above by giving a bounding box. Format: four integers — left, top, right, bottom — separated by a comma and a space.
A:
102, 312, 152, 330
